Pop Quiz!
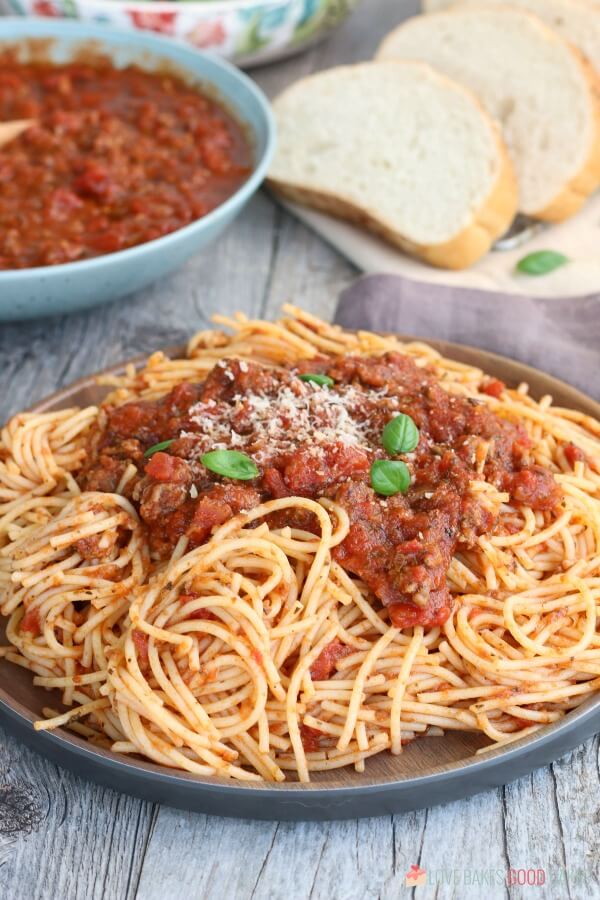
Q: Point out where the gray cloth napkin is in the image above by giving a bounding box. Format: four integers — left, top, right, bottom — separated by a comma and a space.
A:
334, 274, 599, 400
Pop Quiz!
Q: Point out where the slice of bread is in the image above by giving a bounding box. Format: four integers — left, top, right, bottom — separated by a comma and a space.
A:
268, 62, 518, 270
421, 0, 600, 76
377, 8, 600, 221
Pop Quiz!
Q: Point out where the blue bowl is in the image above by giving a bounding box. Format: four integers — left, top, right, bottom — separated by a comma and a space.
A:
0, 18, 276, 321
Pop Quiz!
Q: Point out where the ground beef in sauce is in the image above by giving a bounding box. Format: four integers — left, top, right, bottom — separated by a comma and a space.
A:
78, 352, 562, 628
0, 56, 251, 269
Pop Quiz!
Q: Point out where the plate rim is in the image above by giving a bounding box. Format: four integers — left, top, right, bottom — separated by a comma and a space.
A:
3, 334, 600, 811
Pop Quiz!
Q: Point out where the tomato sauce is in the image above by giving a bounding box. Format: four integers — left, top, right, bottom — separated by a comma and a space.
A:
564, 443, 586, 467
299, 723, 327, 753
0, 54, 251, 268
79, 353, 562, 630
310, 640, 354, 681
20, 607, 41, 636
131, 629, 150, 671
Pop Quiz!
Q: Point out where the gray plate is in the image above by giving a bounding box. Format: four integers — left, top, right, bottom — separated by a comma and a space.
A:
1, 339, 599, 821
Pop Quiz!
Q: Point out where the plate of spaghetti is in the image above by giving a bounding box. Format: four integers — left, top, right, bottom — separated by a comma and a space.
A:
1, 306, 599, 820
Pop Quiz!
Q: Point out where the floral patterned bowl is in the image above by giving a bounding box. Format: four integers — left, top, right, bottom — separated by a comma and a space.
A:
2, 0, 361, 67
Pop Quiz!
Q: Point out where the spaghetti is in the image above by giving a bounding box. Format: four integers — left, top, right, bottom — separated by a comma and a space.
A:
0, 306, 599, 783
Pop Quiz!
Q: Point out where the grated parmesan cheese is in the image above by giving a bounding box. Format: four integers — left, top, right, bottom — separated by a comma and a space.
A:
183, 368, 400, 465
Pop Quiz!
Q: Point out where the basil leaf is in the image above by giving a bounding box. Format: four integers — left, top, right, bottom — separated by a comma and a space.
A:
382, 414, 419, 455
299, 373, 334, 387
201, 450, 259, 481
516, 250, 568, 276
144, 439, 175, 459
370, 460, 411, 496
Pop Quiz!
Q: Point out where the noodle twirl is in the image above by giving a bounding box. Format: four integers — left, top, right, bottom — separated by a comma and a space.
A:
1, 306, 598, 782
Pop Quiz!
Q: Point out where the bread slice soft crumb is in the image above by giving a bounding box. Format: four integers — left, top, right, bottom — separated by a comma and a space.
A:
378, 7, 600, 221
268, 61, 518, 270
422, 0, 600, 77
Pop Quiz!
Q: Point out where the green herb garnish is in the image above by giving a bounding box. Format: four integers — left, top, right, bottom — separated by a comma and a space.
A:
370, 460, 411, 497
144, 439, 175, 459
299, 373, 334, 387
201, 450, 259, 481
382, 414, 419, 455
516, 250, 569, 276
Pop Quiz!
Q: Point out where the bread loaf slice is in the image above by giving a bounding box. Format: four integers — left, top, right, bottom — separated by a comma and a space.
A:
377, 8, 600, 221
421, 0, 600, 76
268, 62, 517, 270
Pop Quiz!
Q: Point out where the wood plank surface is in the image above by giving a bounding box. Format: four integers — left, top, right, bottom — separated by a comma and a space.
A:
0, 1, 598, 898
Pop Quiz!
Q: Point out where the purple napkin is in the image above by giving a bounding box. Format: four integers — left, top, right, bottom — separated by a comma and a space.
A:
334, 274, 599, 400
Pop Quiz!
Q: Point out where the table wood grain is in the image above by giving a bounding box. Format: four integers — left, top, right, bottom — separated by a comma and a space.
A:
0, 2, 598, 897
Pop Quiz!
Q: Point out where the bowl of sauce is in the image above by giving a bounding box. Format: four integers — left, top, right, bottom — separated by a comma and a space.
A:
0, 18, 275, 320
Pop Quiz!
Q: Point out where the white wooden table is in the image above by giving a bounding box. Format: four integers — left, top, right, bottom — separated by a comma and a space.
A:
0, 2, 598, 897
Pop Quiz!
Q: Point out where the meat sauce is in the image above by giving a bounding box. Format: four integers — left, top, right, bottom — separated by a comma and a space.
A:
0, 55, 251, 268
79, 352, 562, 629
310, 640, 354, 681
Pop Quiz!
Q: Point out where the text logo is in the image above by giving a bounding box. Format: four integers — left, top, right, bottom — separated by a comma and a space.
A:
405, 864, 427, 887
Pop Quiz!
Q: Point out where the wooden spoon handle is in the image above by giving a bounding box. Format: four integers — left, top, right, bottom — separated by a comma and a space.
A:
0, 119, 36, 148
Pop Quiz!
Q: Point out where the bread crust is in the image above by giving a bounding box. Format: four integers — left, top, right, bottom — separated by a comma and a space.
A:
269, 62, 518, 270
268, 124, 518, 271
534, 48, 600, 222
378, 8, 600, 222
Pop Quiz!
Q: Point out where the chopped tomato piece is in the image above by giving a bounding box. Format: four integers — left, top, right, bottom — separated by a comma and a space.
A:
564, 443, 586, 467
389, 593, 453, 629
310, 640, 353, 681
482, 379, 505, 398
186, 485, 260, 546
262, 467, 291, 499
510, 467, 562, 511
73, 161, 115, 199
21, 608, 41, 636
132, 629, 149, 670
145, 452, 190, 484
300, 723, 325, 753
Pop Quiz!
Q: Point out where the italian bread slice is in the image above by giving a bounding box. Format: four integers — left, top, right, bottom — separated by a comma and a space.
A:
377, 8, 600, 221
421, 0, 600, 76
268, 62, 517, 270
